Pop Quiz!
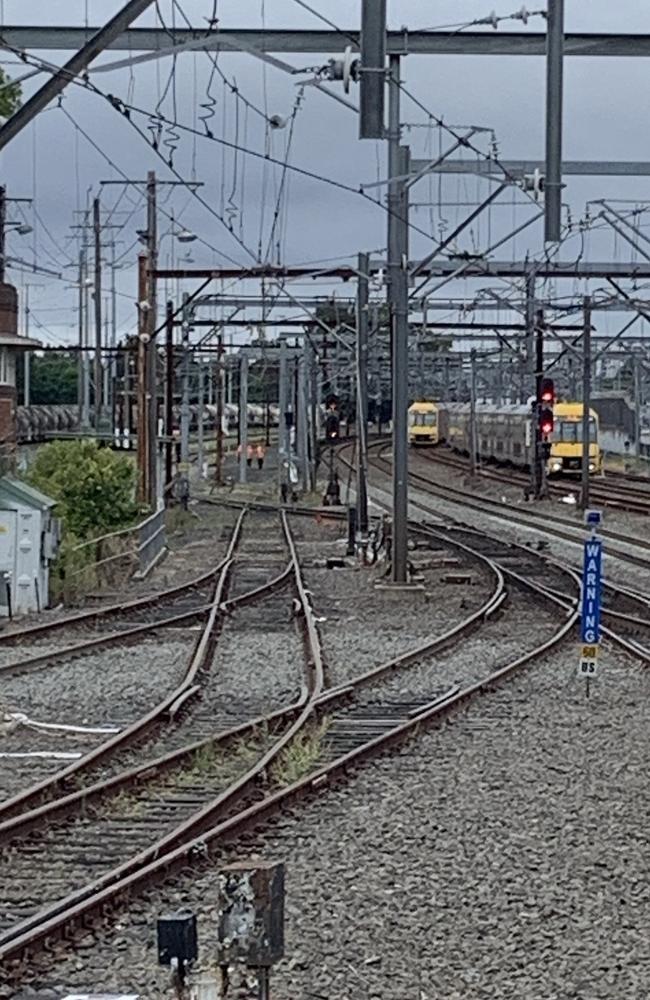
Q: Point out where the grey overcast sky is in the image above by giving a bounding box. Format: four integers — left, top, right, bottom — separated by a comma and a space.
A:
2, 1, 650, 346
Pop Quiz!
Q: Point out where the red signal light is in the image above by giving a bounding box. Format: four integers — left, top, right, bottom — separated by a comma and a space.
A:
539, 407, 554, 436
540, 378, 555, 404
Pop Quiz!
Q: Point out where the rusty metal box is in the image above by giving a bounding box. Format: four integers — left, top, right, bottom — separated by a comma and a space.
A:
216, 861, 285, 967
157, 911, 198, 967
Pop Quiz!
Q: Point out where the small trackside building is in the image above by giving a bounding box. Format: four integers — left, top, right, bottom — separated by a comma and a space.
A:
0, 476, 60, 615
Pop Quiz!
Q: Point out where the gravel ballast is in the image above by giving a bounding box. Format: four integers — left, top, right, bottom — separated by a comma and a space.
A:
0, 636, 193, 799
7, 637, 648, 999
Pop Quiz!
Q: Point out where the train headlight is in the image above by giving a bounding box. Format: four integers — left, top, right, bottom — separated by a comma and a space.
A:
588, 462, 595, 472
551, 461, 562, 472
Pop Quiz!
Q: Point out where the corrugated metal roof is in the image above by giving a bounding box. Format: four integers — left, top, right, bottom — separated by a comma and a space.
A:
0, 475, 55, 509
0, 333, 42, 349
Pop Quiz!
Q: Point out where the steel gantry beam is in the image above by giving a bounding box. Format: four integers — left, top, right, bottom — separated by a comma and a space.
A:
409, 160, 650, 178
156, 260, 650, 281
6, 27, 650, 57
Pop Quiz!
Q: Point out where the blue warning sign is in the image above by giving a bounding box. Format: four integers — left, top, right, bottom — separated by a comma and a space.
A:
580, 537, 603, 645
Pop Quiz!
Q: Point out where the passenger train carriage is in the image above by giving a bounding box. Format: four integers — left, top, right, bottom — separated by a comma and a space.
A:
413, 400, 602, 476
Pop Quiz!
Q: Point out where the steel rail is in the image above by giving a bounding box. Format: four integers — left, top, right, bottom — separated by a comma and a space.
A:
417, 446, 650, 516
0, 532, 579, 971
0, 562, 297, 842
0, 512, 506, 842
371, 443, 650, 569
0, 510, 247, 822
0, 545, 239, 646
353, 443, 650, 673
0, 510, 326, 955
0, 602, 215, 679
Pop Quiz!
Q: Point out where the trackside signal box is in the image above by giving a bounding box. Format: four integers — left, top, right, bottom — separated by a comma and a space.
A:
216, 861, 285, 967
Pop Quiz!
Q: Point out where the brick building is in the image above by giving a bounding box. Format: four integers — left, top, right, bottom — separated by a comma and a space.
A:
0, 282, 41, 460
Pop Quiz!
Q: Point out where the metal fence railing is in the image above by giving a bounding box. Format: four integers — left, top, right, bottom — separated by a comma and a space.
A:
136, 507, 166, 576
63, 507, 166, 598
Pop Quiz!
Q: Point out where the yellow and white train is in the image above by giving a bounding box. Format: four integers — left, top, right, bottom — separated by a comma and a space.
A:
407, 400, 440, 446
408, 400, 603, 475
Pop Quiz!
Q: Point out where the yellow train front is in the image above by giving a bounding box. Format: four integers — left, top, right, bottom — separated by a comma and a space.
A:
546, 402, 603, 476
408, 401, 440, 446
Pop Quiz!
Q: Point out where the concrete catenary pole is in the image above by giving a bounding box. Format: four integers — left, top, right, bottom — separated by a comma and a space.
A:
580, 295, 592, 510
215, 329, 224, 485
387, 53, 410, 584
356, 252, 370, 534
297, 354, 309, 492
180, 292, 191, 465
469, 348, 478, 478
634, 354, 642, 459
197, 354, 204, 477
278, 336, 289, 499
239, 354, 248, 484
93, 196, 103, 429
136, 251, 149, 504
164, 300, 174, 494
23, 283, 30, 407
146, 170, 158, 506
545, 0, 564, 243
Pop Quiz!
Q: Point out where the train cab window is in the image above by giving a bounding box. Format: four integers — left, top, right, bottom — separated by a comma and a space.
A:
411, 412, 437, 427
558, 419, 597, 443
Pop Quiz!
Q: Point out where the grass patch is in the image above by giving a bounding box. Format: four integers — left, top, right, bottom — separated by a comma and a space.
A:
271, 718, 330, 787
174, 734, 264, 786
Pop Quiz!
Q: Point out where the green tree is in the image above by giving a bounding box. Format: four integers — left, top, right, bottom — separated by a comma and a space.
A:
0, 69, 21, 118
16, 352, 78, 404
26, 439, 138, 539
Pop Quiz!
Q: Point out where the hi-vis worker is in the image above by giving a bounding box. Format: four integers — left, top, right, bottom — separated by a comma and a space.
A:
246, 444, 254, 467
256, 444, 266, 470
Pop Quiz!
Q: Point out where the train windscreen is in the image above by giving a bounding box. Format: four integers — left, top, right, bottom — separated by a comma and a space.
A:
557, 419, 597, 443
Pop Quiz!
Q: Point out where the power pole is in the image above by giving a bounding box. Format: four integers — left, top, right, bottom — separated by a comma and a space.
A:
359, 0, 386, 139
109, 237, 118, 423
180, 292, 191, 465
278, 336, 288, 500
136, 251, 149, 504
469, 348, 478, 478
164, 300, 174, 494
308, 338, 319, 490
356, 251, 370, 535
23, 283, 30, 406
239, 354, 248, 484
197, 355, 205, 478
535, 309, 548, 499
0, 186, 6, 283
634, 354, 642, 460
297, 354, 309, 492
545, 0, 564, 242
580, 296, 592, 510
215, 330, 224, 485
387, 54, 410, 584
146, 170, 158, 506
74, 226, 92, 429
93, 196, 103, 429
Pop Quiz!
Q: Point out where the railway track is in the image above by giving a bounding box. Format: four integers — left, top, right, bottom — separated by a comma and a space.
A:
349, 441, 650, 664
369, 443, 650, 571
0, 507, 322, 966
0, 500, 586, 981
416, 444, 650, 515
0, 514, 242, 676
